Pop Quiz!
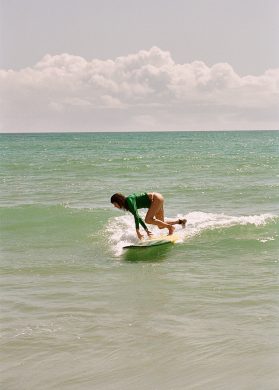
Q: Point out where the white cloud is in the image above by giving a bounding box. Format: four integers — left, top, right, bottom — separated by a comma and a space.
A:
0, 47, 278, 132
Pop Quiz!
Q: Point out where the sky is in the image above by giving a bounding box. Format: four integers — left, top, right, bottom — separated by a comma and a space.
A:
0, 0, 278, 132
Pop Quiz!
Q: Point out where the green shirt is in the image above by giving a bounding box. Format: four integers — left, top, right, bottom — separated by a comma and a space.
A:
125, 192, 151, 230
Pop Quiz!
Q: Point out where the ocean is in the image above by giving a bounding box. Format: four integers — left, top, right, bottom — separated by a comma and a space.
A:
1, 131, 278, 389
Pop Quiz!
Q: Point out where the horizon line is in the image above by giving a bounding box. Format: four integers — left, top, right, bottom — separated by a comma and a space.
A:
1, 129, 278, 135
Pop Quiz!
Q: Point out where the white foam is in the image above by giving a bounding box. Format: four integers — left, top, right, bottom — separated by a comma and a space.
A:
106, 214, 137, 256
106, 211, 275, 256
184, 211, 275, 239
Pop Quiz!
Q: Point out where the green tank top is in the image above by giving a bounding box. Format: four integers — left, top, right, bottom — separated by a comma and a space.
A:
125, 192, 151, 230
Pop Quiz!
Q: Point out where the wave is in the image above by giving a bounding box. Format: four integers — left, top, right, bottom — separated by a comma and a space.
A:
184, 211, 275, 236
1, 204, 277, 257
0, 203, 110, 242
106, 211, 277, 256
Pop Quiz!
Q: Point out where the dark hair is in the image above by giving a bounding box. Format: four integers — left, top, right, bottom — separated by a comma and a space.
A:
110, 193, 127, 210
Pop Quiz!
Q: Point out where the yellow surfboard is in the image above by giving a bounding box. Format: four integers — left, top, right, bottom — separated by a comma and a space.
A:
123, 233, 179, 249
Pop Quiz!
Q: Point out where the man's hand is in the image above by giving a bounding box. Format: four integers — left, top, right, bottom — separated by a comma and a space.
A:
136, 229, 144, 240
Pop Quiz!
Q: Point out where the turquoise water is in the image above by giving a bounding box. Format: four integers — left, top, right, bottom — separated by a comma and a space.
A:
1, 131, 279, 389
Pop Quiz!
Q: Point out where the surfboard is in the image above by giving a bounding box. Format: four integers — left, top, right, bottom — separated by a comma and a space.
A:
123, 233, 179, 249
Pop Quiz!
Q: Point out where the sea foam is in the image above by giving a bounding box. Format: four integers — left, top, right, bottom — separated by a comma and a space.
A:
106, 211, 275, 256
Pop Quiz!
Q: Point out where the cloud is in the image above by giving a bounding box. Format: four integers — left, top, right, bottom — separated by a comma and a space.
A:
0, 47, 278, 132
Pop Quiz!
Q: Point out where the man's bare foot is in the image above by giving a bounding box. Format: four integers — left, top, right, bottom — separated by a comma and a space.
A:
179, 219, 187, 228
168, 226, 175, 235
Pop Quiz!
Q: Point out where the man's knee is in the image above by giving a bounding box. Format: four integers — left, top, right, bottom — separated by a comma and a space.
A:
145, 216, 154, 224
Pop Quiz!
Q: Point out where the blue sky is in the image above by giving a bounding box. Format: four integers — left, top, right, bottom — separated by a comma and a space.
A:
0, 0, 278, 132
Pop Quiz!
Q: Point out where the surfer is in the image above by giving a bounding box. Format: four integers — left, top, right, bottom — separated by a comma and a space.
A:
111, 192, 186, 240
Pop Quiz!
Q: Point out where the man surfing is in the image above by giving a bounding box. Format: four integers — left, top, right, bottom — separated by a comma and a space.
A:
111, 192, 186, 240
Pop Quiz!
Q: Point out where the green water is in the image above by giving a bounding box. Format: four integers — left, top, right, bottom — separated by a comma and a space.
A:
1, 131, 279, 389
